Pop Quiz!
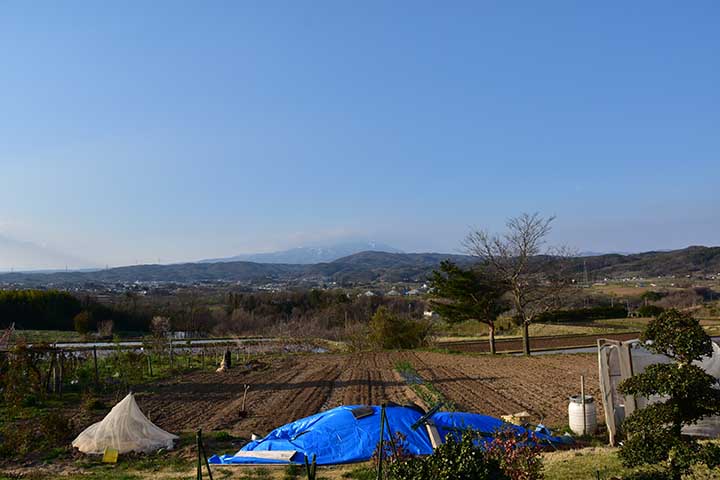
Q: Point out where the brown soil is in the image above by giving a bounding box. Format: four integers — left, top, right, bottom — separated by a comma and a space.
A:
132, 351, 600, 436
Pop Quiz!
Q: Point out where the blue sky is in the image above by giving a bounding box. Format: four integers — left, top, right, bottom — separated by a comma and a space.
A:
1, 1, 719, 269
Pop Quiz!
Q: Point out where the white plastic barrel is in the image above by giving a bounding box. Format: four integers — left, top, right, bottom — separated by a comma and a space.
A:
568, 395, 597, 435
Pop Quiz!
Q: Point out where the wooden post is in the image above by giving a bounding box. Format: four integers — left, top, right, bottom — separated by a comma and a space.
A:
581, 375, 586, 436
241, 384, 250, 412
93, 346, 99, 389
367, 371, 372, 404
196, 429, 214, 480
170, 341, 174, 369
376, 405, 386, 480
58, 351, 64, 395
196, 429, 202, 480
201, 348, 205, 369
50, 353, 57, 394
523, 322, 531, 355
304, 454, 317, 480
147, 354, 153, 376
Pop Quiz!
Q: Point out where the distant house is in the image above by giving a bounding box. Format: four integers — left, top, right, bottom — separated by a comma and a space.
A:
406, 289, 421, 296
387, 289, 400, 296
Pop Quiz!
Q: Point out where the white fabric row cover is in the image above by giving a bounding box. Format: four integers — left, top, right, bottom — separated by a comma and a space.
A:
72, 393, 178, 454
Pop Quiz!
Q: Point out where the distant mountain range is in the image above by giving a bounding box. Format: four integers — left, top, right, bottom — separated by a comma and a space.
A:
0, 251, 473, 286
0, 234, 97, 272
0, 246, 718, 287
199, 241, 403, 264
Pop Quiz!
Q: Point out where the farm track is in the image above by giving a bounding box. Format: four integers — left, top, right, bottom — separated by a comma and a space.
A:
437, 331, 640, 353
122, 351, 601, 436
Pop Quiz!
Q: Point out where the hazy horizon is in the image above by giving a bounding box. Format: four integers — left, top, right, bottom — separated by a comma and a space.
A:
2, 2, 719, 270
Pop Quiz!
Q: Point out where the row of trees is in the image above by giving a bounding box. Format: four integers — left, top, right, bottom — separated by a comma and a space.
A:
430, 213, 573, 355
213, 291, 424, 339
0, 290, 150, 333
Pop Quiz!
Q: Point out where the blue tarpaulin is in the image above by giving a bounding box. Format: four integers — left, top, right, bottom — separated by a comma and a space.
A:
209, 405, 570, 466
431, 411, 566, 445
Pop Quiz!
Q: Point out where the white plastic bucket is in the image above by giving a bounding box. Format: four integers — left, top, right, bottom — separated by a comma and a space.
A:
568, 395, 597, 435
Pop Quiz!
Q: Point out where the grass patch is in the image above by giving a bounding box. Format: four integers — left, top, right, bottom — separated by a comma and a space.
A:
283, 463, 303, 479
436, 318, 647, 342
341, 466, 375, 479
542, 446, 675, 480
543, 447, 628, 479
12, 329, 83, 343
395, 361, 456, 410
241, 466, 272, 479
214, 430, 234, 442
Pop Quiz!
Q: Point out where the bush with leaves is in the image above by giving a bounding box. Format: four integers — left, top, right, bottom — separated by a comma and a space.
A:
73, 310, 94, 334
635, 304, 664, 318
485, 430, 544, 480
367, 306, 433, 350
618, 309, 720, 477
385, 429, 545, 480
387, 430, 507, 480
1, 342, 51, 406
0, 411, 73, 458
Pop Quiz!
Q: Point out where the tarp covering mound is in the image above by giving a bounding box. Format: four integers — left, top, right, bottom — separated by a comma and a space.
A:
210, 405, 570, 465
431, 411, 564, 445
72, 393, 178, 454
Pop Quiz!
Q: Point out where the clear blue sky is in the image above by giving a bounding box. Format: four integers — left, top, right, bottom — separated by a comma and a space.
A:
1, 1, 719, 269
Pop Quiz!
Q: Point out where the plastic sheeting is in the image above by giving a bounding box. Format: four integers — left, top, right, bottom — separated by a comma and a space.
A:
431, 411, 569, 447
72, 393, 178, 454
210, 405, 570, 465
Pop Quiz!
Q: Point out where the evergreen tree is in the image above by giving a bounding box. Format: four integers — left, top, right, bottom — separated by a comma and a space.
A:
428, 261, 508, 354
618, 309, 720, 478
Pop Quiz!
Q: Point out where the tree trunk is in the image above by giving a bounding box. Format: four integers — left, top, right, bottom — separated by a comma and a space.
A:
488, 324, 496, 355
522, 322, 531, 356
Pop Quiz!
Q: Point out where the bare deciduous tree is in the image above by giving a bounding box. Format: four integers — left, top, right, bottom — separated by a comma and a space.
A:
463, 213, 574, 355
96, 319, 114, 338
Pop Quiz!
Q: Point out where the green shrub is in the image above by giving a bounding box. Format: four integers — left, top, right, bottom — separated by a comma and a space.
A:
368, 307, 432, 350
74, 310, 94, 334
387, 430, 507, 480
0, 411, 72, 458
682, 462, 720, 479
283, 463, 302, 479
342, 466, 376, 479
618, 310, 720, 477
0, 420, 33, 457
81, 393, 105, 411
39, 411, 73, 444
485, 430, 544, 479
636, 304, 665, 318
214, 431, 233, 441
1, 343, 48, 406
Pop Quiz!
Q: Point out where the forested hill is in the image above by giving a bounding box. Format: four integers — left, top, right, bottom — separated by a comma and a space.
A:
577, 246, 720, 278
0, 252, 475, 286
0, 247, 718, 287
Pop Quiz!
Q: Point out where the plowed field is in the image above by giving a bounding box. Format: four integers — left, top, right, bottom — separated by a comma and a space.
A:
133, 351, 600, 436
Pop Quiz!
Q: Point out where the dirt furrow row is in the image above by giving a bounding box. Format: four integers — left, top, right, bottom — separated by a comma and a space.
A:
124, 351, 601, 436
